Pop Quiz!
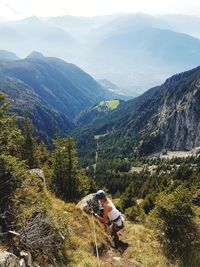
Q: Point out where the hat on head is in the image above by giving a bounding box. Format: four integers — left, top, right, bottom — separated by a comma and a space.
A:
95, 190, 106, 200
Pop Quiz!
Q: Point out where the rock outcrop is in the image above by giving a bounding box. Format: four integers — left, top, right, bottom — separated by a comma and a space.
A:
79, 66, 200, 156
77, 193, 103, 214
0, 251, 20, 267
138, 67, 200, 151
0, 251, 32, 267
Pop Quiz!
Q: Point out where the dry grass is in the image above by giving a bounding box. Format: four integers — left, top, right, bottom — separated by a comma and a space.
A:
46, 192, 109, 267
13, 174, 197, 267
12, 174, 109, 266
102, 221, 179, 267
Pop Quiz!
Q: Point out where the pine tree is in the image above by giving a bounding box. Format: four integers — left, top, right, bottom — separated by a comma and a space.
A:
21, 112, 37, 168
52, 136, 79, 201
0, 93, 23, 157
52, 135, 91, 201
0, 93, 27, 220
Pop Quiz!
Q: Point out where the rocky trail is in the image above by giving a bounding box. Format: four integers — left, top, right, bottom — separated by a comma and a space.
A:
102, 224, 140, 267
101, 222, 170, 267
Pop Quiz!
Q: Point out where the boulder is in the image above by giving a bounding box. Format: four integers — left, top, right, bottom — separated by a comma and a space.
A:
0, 251, 20, 267
29, 169, 45, 186
77, 193, 103, 214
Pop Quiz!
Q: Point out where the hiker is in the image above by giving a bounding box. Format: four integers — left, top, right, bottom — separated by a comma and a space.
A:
91, 190, 124, 246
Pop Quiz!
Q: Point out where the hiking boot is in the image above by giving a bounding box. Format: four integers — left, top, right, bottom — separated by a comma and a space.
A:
110, 236, 120, 249
110, 236, 116, 248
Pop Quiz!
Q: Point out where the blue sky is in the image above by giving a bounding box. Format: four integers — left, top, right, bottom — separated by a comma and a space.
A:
1, 0, 200, 19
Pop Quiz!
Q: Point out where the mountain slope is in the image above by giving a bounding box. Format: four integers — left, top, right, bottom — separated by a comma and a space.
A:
96, 28, 200, 66
75, 99, 122, 126
0, 53, 116, 120
90, 13, 169, 41
98, 79, 133, 99
0, 16, 78, 59
0, 76, 74, 142
1, 14, 200, 95
77, 66, 200, 158
160, 14, 200, 38
0, 53, 120, 142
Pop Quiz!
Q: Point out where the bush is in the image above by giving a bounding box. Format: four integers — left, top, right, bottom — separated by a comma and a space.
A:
125, 205, 145, 223
141, 193, 156, 214
149, 186, 200, 263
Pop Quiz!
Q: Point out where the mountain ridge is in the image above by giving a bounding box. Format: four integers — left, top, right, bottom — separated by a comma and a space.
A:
1, 14, 200, 95
76, 66, 200, 158
0, 53, 120, 142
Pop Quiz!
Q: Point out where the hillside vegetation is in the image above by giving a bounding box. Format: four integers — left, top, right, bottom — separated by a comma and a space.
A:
0, 54, 119, 143
75, 99, 122, 127
0, 77, 200, 266
0, 92, 109, 266
77, 66, 200, 161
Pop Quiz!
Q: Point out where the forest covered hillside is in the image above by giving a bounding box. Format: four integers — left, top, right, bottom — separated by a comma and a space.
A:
0, 85, 200, 267
76, 66, 200, 162
0, 53, 121, 142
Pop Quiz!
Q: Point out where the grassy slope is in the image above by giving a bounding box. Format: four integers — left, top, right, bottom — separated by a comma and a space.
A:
47, 195, 107, 267
102, 222, 178, 267
10, 172, 108, 267
99, 100, 120, 110
4, 170, 197, 267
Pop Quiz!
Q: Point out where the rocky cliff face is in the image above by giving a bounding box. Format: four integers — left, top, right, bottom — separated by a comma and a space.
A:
156, 69, 200, 150
77, 66, 200, 156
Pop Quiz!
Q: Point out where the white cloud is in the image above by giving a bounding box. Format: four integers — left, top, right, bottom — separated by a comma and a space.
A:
1, 0, 200, 19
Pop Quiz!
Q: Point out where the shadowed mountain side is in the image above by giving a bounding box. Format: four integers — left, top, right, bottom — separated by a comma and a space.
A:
0, 76, 74, 142
0, 54, 117, 121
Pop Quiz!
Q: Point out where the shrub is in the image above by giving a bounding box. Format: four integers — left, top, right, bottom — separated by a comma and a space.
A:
149, 186, 200, 263
125, 205, 145, 223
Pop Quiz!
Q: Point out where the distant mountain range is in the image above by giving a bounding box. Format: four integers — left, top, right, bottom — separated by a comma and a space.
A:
0, 16, 78, 61
1, 14, 200, 95
98, 79, 133, 99
0, 53, 120, 141
1, 50, 200, 155
0, 50, 19, 61
76, 66, 200, 158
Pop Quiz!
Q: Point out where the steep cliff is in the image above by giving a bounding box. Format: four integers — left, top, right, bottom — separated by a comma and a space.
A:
77, 66, 200, 157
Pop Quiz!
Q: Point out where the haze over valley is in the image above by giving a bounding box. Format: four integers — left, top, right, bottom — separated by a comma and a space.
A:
1, 13, 200, 95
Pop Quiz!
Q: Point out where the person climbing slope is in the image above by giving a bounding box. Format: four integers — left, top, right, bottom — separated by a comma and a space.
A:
91, 190, 124, 247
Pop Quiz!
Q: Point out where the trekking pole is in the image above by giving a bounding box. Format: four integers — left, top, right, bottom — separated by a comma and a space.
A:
91, 213, 101, 267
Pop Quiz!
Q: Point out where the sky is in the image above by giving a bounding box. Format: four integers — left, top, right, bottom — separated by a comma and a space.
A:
1, 0, 200, 20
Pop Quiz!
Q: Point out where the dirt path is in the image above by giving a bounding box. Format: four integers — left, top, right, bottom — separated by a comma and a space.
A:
102, 224, 140, 267
100, 222, 169, 267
